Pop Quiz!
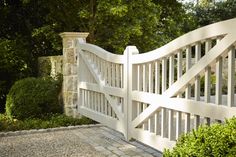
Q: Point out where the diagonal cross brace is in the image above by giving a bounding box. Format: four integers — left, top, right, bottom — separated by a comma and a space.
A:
79, 51, 124, 120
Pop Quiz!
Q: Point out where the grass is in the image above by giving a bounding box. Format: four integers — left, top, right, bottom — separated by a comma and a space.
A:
0, 113, 97, 132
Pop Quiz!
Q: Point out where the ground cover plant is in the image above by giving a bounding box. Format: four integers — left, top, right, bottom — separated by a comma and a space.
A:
0, 113, 96, 132
164, 117, 236, 157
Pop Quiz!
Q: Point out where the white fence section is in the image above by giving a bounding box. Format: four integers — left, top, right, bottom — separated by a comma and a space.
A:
75, 18, 236, 152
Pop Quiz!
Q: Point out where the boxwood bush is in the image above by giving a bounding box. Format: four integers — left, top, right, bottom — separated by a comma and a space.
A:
164, 117, 236, 157
5, 77, 62, 120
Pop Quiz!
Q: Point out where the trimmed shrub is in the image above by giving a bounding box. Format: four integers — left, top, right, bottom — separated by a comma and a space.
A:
164, 117, 236, 157
5, 77, 62, 120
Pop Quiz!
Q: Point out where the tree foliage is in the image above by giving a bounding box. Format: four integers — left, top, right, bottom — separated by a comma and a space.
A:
0, 0, 211, 112
190, 0, 236, 27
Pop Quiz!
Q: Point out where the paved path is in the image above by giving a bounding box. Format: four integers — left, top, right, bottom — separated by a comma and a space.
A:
0, 125, 162, 157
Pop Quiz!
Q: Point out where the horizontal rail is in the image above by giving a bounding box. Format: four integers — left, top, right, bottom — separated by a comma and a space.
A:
78, 43, 125, 64
132, 18, 236, 64
132, 91, 236, 128
79, 82, 125, 98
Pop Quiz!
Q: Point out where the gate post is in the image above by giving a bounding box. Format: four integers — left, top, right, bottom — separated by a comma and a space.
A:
124, 46, 139, 140
60, 32, 89, 117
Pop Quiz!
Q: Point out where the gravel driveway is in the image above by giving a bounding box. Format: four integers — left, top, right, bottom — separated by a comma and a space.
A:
0, 125, 162, 157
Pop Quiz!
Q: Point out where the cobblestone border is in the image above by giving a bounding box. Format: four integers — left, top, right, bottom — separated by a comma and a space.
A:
0, 124, 104, 137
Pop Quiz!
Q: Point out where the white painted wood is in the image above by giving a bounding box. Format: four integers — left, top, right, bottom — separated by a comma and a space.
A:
168, 109, 174, 140
168, 55, 174, 140
215, 57, 222, 105
163, 34, 236, 98
131, 129, 176, 152
169, 55, 174, 86
205, 66, 211, 103
79, 43, 125, 63
184, 113, 190, 133
137, 65, 142, 116
176, 111, 181, 139
148, 63, 153, 93
131, 91, 236, 127
228, 47, 235, 107
75, 18, 236, 153
194, 43, 201, 129
155, 61, 160, 94
177, 51, 183, 80
162, 58, 167, 93
116, 64, 120, 87
142, 64, 148, 130
161, 108, 167, 138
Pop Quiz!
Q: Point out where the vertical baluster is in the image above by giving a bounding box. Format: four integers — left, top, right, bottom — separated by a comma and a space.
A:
186, 46, 192, 98
216, 38, 222, 105
105, 95, 108, 115
104, 61, 108, 86
205, 40, 212, 103
148, 63, 153, 93
177, 51, 183, 81
162, 58, 167, 93
228, 47, 235, 107
215, 56, 222, 105
112, 63, 116, 87
86, 90, 89, 108
137, 65, 142, 117
154, 61, 160, 135
176, 51, 182, 138
161, 58, 167, 138
176, 111, 181, 139
116, 64, 120, 88
155, 61, 160, 94
98, 93, 101, 112
101, 92, 104, 114
148, 63, 154, 132
120, 65, 123, 88
194, 43, 201, 129
154, 111, 158, 135
90, 91, 92, 110
143, 64, 148, 130
111, 63, 116, 118
95, 92, 98, 111
108, 62, 112, 86
81, 90, 84, 107
168, 55, 174, 140
205, 40, 212, 124
185, 47, 191, 133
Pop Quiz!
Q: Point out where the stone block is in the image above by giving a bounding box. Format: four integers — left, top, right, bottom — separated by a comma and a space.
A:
71, 64, 77, 75
72, 92, 78, 105
65, 107, 75, 117
66, 48, 75, 64
66, 76, 74, 91
73, 77, 77, 91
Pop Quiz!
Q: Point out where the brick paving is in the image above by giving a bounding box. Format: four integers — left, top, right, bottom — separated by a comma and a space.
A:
0, 125, 162, 157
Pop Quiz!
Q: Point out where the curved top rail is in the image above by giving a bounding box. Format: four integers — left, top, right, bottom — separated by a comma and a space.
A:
132, 18, 236, 64
78, 43, 125, 64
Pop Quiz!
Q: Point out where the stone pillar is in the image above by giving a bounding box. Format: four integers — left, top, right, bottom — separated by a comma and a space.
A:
60, 32, 89, 117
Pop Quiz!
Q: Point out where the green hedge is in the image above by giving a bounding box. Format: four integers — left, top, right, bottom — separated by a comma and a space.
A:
164, 117, 236, 157
5, 77, 62, 120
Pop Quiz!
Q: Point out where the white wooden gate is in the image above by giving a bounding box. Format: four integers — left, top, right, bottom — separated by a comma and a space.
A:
76, 18, 236, 152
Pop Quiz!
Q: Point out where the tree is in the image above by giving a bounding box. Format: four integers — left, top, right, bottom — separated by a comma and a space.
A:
0, 0, 194, 112
190, 0, 236, 27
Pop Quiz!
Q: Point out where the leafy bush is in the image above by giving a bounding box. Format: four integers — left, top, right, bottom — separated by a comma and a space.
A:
5, 77, 62, 120
164, 117, 236, 157
0, 113, 96, 132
